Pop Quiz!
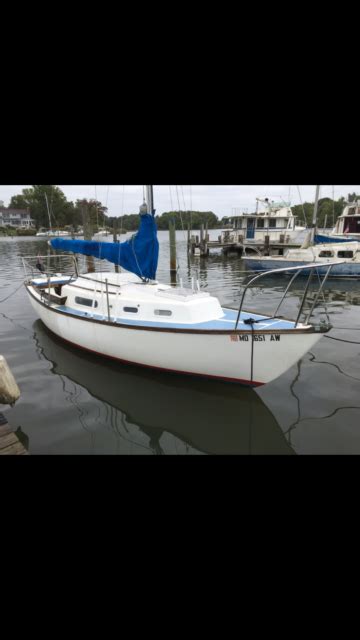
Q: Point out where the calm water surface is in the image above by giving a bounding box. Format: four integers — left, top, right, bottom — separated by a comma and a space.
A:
1, 231, 360, 454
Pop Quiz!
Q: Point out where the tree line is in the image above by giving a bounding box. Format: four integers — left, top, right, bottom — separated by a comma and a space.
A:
291, 194, 360, 229
9, 186, 107, 231
5, 186, 360, 232
6, 185, 222, 231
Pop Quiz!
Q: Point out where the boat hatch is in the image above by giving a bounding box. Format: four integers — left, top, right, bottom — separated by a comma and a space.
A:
156, 289, 210, 301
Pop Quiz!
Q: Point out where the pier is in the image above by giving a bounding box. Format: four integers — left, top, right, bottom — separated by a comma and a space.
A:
0, 355, 28, 454
0, 414, 29, 455
188, 230, 302, 258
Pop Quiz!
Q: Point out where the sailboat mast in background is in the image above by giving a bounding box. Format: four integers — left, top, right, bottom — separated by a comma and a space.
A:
310, 185, 320, 243
146, 186, 154, 215
44, 193, 52, 232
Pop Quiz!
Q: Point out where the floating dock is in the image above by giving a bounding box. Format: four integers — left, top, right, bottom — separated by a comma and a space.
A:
0, 414, 29, 455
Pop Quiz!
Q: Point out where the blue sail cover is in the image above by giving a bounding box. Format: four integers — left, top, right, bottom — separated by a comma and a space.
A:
314, 234, 351, 244
50, 213, 159, 280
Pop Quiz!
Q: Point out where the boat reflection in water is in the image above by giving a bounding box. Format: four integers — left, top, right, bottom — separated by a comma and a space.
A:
33, 321, 294, 455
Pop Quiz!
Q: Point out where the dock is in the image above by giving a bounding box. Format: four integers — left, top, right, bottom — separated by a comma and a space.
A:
0, 413, 29, 455
189, 235, 302, 258
186, 222, 304, 258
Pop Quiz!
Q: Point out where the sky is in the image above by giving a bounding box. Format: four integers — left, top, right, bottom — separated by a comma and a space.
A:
1, 185, 359, 219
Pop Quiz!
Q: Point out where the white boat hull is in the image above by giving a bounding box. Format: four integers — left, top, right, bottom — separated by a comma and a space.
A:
27, 287, 323, 386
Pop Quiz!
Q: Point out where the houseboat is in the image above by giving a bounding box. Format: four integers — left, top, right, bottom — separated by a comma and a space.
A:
221, 198, 306, 247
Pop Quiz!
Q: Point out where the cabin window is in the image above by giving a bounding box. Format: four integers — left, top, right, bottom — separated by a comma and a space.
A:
257, 219, 264, 228
337, 251, 354, 258
75, 296, 98, 308
123, 306, 138, 313
319, 251, 334, 258
154, 309, 173, 316
269, 219, 276, 228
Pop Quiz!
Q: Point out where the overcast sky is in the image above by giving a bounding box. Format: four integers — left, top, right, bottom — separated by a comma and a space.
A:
1, 185, 359, 218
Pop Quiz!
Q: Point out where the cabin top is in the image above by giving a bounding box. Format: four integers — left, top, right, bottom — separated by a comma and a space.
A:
340, 201, 360, 217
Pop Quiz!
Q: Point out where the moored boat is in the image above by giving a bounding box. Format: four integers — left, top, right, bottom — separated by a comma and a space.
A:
23, 186, 338, 387
315, 198, 360, 243
243, 187, 360, 278
221, 197, 306, 246
243, 241, 360, 278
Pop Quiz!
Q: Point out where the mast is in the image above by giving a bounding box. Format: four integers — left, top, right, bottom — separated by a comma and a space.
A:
44, 193, 52, 232
310, 185, 320, 244
146, 185, 154, 215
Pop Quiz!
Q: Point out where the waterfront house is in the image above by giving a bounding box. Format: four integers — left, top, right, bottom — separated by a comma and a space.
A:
0, 207, 35, 229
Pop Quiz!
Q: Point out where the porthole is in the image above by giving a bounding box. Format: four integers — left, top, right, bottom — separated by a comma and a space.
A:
123, 307, 138, 313
154, 309, 172, 316
75, 296, 98, 308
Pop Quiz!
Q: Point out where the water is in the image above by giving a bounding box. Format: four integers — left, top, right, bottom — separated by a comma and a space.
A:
1, 231, 359, 455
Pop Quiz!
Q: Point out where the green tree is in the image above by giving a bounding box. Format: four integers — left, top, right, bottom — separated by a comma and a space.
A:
9, 185, 77, 230
74, 199, 108, 231
9, 194, 29, 209
156, 211, 220, 230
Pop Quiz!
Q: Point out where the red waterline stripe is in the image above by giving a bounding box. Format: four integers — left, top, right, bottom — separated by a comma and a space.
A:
45, 327, 264, 388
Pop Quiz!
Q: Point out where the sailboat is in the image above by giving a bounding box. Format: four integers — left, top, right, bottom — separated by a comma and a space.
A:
34, 320, 294, 454
243, 186, 360, 279
35, 193, 70, 238
23, 186, 338, 387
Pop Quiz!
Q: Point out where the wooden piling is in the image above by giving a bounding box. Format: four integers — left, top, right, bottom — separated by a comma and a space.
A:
264, 235, 270, 255
81, 201, 95, 273
0, 356, 20, 405
169, 219, 177, 274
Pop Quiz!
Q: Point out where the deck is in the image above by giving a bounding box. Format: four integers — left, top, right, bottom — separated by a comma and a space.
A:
53, 305, 296, 331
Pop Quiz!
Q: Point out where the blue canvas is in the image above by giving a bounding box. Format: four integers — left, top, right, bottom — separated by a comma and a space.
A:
51, 213, 159, 280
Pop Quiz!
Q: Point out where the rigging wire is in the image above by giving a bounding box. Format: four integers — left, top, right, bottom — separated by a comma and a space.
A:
116, 185, 126, 277
94, 185, 99, 229
296, 185, 308, 228
189, 185, 193, 232
169, 185, 174, 212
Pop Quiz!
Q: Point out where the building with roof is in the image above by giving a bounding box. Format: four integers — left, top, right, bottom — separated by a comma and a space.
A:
0, 207, 35, 228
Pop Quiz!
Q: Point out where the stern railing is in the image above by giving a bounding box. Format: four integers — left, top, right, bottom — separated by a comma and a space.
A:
235, 262, 339, 330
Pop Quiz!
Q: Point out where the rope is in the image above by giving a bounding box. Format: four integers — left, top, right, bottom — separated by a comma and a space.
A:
324, 335, 360, 345
243, 318, 256, 383
0, 281, 24, 303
